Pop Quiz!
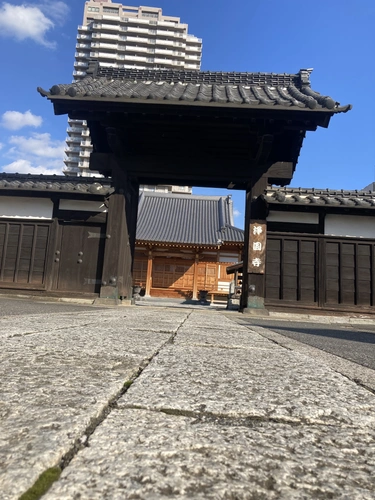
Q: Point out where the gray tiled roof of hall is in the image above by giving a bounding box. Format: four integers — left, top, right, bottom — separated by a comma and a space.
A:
38, 66, 352, 113
136, 191, 244, 247
0, 173, 114, 196
264, 186, 375, 209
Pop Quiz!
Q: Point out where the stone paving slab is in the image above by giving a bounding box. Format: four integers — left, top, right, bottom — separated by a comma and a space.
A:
121, 344, 375, 427
0, 308, 189, 500
176, 321, 280, 350
46, 408, 375, 500
0, 308, 186, 339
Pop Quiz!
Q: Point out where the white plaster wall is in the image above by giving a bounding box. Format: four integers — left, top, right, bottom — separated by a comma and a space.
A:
0, 197, 53, 219
219, 253, 239, 263
267, 211, 319, 224
59, 199, 107, 212
325, 214, 375, 238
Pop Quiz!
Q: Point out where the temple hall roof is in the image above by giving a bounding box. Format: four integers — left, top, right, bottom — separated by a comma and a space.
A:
136, 192, 244, 247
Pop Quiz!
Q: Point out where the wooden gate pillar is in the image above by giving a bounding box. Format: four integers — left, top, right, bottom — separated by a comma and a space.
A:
242, 177, 269, 315
96, 157, 139, 305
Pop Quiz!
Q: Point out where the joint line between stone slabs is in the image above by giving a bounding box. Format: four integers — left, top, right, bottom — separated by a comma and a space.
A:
17, 312, 192, 500
119, 404, 354, 429
249, 324, 375, 396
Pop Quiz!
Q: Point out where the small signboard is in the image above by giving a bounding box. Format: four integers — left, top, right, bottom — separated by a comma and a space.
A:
247, 221, 266, 274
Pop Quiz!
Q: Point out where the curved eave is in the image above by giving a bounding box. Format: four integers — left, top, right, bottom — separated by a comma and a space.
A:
136, 240, 243, 249
38, 87, 352, 115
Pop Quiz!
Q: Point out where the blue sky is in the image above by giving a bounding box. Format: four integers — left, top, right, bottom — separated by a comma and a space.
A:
0, 0, 374, 227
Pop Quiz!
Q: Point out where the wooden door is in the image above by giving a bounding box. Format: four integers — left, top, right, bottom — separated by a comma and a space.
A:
152, 258, 194, 290
56, 223, 105, 293
197, 262, 218, 291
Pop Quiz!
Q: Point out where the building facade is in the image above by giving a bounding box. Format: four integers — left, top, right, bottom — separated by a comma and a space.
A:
64, 1, 202, 177
133, 192, 244, 302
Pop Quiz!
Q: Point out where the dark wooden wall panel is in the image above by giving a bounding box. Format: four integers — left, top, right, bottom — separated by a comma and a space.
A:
266, 235, 317, 305
267, 233, 375, 310
0, 222, 51, 287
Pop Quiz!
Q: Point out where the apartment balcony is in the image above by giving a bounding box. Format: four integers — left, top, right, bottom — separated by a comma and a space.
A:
185, 54, 201, 61
78, 161, 90, 169
121, 25, 149, 35
68, 118, 83, 125
81, 129, 90, 137
79, 151, 91, 158
155, 48, 181, 57
186, 44, 202, 53
65, 137, 81, 145
119, 44, 148, 53
75, 52, 88, 58
92, 42, 118, 50
77, 33, 92, 40
125, 35, 150, 44
80, 140, 92, 147
64, 158, 79, 166
98, 23, 121, 31
74, 61, 89, 67
153, 57, 176, 66
99, 32, 120, 41
97, 52, 118, 60
185, 63, 200, 69
67, 126, 84, 134
66, 147, 81, 153
76, 43, 91, 49
102, 14, 121, 21
73, 71, 86, 77
63, 166, 80, 174
124, 54, 148, 62
78, 25, 89, 31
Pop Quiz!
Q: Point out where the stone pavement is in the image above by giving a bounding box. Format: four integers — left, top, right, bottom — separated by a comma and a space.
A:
0, 306, 374, 499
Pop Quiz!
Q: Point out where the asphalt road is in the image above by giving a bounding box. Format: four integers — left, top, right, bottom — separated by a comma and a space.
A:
236, 317, 375, 371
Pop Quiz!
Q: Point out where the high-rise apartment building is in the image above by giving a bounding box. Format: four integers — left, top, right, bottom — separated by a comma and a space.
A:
64, 1, 202, 182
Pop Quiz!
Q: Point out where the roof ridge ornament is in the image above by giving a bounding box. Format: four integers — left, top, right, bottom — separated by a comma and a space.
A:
299, 68, 314, 86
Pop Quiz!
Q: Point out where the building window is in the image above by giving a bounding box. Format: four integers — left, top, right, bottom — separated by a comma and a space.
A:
87, 7, 99, 12
142, 12, 158, 18
103, 7, 119, 14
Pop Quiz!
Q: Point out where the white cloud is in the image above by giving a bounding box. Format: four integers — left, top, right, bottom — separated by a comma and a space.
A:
233, 208, 241, 218
9, 133, 65, 159
38, 0, 69, 24
1, 159, 62, 175
1, 110, 43, 131
0, 2, 69, 48
0, 143, 3, 150
0, 132, 65, 175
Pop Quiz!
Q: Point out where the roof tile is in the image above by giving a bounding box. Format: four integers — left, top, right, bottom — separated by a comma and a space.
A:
264, 187, 375, 210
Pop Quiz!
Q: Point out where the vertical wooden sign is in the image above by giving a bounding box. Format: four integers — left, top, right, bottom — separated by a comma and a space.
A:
247, 221, 266, 274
